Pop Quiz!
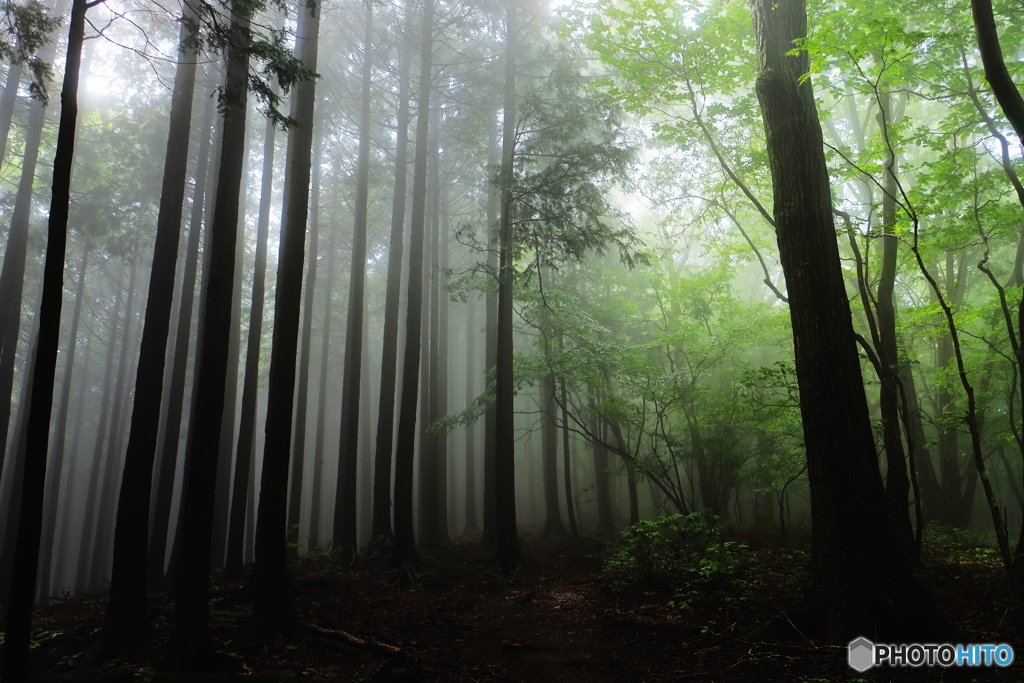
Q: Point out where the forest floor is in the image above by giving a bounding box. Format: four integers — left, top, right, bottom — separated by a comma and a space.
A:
23, 525, 1024, 682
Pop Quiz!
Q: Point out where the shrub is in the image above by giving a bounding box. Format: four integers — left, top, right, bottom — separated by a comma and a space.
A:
603, 510, 743, 591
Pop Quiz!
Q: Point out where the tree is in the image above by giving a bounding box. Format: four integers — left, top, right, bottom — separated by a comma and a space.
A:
391, 0, 434, 579
492, 0, 520, 575
749, 0, 939, 641
253, 0, 320, 637
371, 0, 414, 545
333, 0, 374, 562
93, 0, 201, 657
171, 1, 251, 669
2, 0, 90, 677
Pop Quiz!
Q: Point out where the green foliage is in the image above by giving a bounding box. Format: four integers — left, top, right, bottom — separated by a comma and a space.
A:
0, 0, 60, 104
603, 511, 744, 591
189, 0, 319, 130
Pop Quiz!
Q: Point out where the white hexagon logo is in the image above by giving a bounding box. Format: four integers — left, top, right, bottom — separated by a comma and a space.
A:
848, 637, 875, 672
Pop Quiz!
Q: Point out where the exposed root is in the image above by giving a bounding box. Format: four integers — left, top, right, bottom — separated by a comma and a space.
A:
298, 622, 401, 656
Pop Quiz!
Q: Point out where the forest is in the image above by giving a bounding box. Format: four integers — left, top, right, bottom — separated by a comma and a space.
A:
0, 0, 1023, 679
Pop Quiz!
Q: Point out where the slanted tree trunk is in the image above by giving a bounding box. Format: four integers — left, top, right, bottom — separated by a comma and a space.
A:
90, 255, 139, 588
252, 0, 319, 638
171, 2, 251, 669
96, 4, 200, 654
750, 0, 939, 641
226, 85, 278, 580
370, 0, 414, 545
0, 60, 23, 170
2, 0, 88, 676
74, 265, 125, 595
148, 88, 217, 587
39, 247, 89, 598
333, 0, 374, 562
0, 68, 46, 488
391, 0, 434, 578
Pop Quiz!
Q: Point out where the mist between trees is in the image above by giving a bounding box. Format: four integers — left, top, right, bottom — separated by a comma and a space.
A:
0, 0, 1023, 676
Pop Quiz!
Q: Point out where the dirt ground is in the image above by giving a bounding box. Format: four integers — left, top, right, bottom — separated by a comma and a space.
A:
24, 528, 1024, 681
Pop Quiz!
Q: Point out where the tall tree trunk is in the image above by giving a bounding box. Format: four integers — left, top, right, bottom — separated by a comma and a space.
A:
436, 185, 451, 545
481, 111, 499, 548
307, 139, 329, 552
463, 295, 480, 536
252, 0, 319, 638
171, 2, 250, 669
875, 88, 914, 557
370, 0, 414, 545
212, 115, 250, 570
148, 88, 217, 587
419, 140, 440, 549
0, 69, 46, 488
560, 372, 579, 538
90, 255, 139, 589
750, 0, 938, 641
494, 0, 520, 574
286, 128, 319, 561
96, 4, 200, 654
39, 247, 89, 598
540, 340, 566, 538
74, 263, 126, 594
57, 324, 93, 593
226, 86, 279, 580
391, 0, 434, 578
2, 0, 87, 676
0, 60, 23, 171
333, 0, 374, 562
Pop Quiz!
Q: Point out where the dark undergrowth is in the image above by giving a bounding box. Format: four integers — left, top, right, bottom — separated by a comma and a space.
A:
12, 523, 1024, 682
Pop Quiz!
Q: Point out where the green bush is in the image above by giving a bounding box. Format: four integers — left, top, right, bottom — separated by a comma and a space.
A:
603, 510, 743, 591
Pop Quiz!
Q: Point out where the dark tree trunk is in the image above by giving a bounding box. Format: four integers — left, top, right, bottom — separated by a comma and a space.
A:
148, 88, 216, 587
96, 5, 200, 654
74, 266, 125, 595
226, 87, 278, 580
39, 247, 89, 597
286, 134, 318, 562
0, 69, 47, 489
0, 60, 23, 170
463, 295, 480, 536
333, 0, 374, 562
171, 2, 250, 669
57, 327, 93, 592
750, 0, 939, 641
874, 88, 914, 558
307, 138, 329, 552
370, 0, 414, 545
2, 0, 87, 676
90, 255, 139, 589
480, 112, 499, 548
540, 343, 566, 538
494, 0, 520, 574
391, 0, 434, 577
252, 0, 319, 638
590, 394, 614, 533
436, 183, 451, 545
560, 372, 579, 538
419, 141, 440, 549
